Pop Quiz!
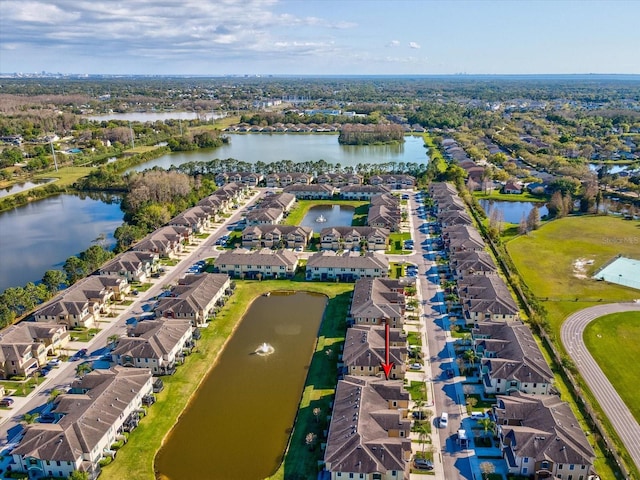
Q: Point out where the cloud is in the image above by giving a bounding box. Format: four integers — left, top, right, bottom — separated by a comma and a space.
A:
387, 40, 400, 47
408, 42, 421, 49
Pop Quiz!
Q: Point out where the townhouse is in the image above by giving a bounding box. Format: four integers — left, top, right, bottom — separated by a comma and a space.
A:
368, 193, 401, 232
449, 250, 498, 280
319, 226, 390, 251
214, 248, 298, 279
305, 251, 389, 282
283, 183, 335, 199
132, 227, 189, 259
0, 323, 70, 378
473, 321, 554, 395
11, 367, 153, 480
242, 225, 313, 249
342, 325, 407, 380
368, 174, 416, 190
340, 185, 391, 201
111, 319, 193, 375
494, 392, 596, 480
324, 375, 411, 480
442, 224, 486, 253
99, 250, 160, 282
349, 278, 411, 329
155, 273, 231, 326
457, 275, 519, 323
34, 275, 131, 328
214, 172, 263, 187
265, 172, 313, 188
317, 173, 363, 187
245, 207, 284, 226
168, 206, 212, 234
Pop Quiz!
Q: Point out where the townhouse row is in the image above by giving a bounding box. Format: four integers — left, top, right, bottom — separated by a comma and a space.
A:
215, 171, 416, 190
323, 277, 417, 480
430, 182, 596, 480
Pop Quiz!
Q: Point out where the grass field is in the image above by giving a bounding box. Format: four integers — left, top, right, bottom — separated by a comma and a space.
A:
506, 214, 640, 479
506, 215, 640, 340
473, 189, 548, 203
101, 280, 353, 480
583, 312, 640, 425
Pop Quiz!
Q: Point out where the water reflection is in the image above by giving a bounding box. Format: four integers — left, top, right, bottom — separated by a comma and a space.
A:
0, 178, 56, 198
479, 199, 548, 224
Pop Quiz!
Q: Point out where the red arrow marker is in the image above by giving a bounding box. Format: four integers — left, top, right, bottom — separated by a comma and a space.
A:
380, 321, 394, 380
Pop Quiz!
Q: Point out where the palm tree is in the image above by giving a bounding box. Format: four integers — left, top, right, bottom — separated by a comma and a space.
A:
464, 349, 479, 370
417, 422, 430, 454
107, 334, 119, 348
478, 417, 496, 439
76, 362, 93, 378
21, 412, 39, 424
48, 388, 62, 404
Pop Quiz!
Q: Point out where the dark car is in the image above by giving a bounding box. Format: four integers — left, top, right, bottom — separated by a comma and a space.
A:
414, 458, 434, 470
0, 397, 14, 407
78, 348, 88, 358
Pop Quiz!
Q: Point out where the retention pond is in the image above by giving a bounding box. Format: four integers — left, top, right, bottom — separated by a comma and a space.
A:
155, 291, 328, 480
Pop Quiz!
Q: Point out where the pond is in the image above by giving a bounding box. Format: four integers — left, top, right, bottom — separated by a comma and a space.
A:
129, 133, 429, 172
300, 204, 355, 233
479, 199, 548, 224
0, 193, 123, 292
155, 291, 327, 480
0, 178, 56, 199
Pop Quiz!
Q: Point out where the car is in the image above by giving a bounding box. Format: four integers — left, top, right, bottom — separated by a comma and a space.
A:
294, 246, 303, 252
48, 358, 61, 367
409, 363, 421, 370
413, 458, 434, 470
78, 348, 88, 357
411, 410, 427, 420
0, 397, 14, 407
439, 412, 448, 428
470, 412, 490, 421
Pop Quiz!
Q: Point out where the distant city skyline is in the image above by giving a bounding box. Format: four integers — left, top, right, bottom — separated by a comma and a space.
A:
1, 0, 638, 76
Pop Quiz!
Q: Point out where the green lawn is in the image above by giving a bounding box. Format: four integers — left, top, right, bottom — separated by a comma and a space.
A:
473, 189, 548, 203
387, 232, 412, 254
101, 280, 353, 480
506, 215, 640, 340
583, 312, 640, 424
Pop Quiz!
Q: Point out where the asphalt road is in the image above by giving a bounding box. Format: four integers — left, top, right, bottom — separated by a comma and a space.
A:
560, 302, 640, 472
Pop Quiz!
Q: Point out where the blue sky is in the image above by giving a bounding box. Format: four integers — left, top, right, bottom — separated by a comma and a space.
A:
1, 0, 638, 75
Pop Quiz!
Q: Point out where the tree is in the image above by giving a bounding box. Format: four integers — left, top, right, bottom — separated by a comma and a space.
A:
478, 417, 496, 438
68, 471, 90, 480
63, 256, 87, 285
548, 191, 565, 218
416, 422, 430, 454
479, 461, 496, 480
518, 212, 528, 235
464, 349, 479, 369
76, 362, 93, 378
48, 388, 62, 403
526, 205, 541, 231
22, 412, 40, 424
42, 269, 68, 295
80, 245, 113, 274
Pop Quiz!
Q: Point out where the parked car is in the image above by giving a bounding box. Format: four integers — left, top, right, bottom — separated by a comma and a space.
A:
409, 362, 422, 370
48, 358, 61, 367
0, 397, 14, 407
439, 412, 448, 428
470, 412, 490, 421
413, 458, 434, 470
78, 348, 88, 357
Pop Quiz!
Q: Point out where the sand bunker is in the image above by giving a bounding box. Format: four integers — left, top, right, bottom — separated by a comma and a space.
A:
573, 257, 595, 279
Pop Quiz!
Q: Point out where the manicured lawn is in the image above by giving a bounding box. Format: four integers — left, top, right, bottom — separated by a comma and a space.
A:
583, 312, 640, 424
387, 232, 412, 254
406, 380, 428, 402
507, 215, 640, 339
473, 189, 548, 203
101, 280, 353, 480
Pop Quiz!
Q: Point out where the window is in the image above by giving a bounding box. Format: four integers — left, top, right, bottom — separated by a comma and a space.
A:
570, 465, 575, 470
523, 458, 528, 463
522, 468, 527, 474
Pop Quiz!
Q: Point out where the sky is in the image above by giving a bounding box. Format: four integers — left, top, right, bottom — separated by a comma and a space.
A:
1, 0, 639, 76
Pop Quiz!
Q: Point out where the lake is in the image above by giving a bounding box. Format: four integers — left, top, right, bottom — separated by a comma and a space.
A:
0, 178, 56, 199
0, 134, 428, 292
130, 133, 429, 171
86, 111, 227, 122
479, 199, 548, 224
0, 194, 124, 292
155, 291, 327, 480
300, 204, 355, 233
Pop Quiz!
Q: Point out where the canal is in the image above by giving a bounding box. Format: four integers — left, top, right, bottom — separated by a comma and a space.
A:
154, 291, 328, 480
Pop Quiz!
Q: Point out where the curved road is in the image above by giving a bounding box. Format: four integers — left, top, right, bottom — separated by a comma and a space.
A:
561, 302, 640, 471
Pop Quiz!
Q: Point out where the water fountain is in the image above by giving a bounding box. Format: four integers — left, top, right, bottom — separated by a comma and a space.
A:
254, 342, 275, 356
315, 214, 327, 223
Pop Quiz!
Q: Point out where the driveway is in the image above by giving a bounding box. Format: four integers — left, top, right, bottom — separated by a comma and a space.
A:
561, 302, 640, 472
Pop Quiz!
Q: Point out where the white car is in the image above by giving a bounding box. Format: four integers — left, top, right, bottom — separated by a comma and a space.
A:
409, 363, 422, 370
470, 412, 489, 420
